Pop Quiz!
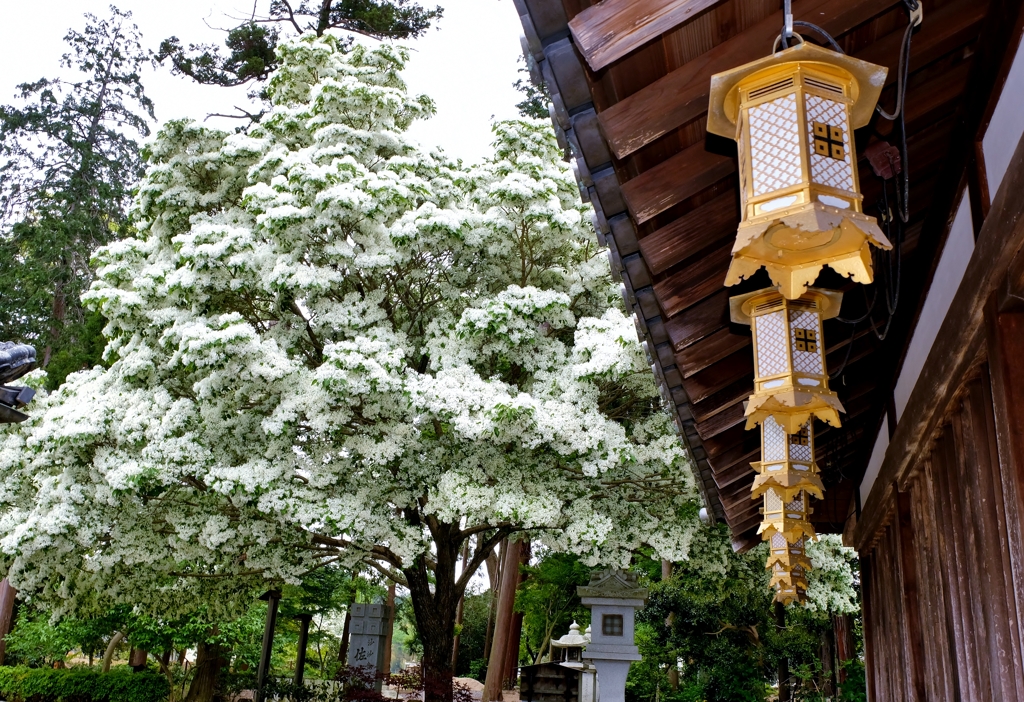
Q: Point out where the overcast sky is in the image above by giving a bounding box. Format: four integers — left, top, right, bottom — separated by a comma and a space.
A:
0, 0, 526, 164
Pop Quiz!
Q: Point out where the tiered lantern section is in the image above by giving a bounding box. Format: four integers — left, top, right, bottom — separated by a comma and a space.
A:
730, 288, 844, 433
707, 43, 888, 605
707, 42, 891, 300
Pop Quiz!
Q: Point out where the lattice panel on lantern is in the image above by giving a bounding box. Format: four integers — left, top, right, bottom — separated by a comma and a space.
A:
771, 533, 787, 550
755, 311, 788, 376
785, 494, 806, 513
789, 424, 812, 462
763, 417, 787, 461
789, 310, 824, 374
765, 489, 783, 512
805, 95, 854, 191
748, 93, 802, 196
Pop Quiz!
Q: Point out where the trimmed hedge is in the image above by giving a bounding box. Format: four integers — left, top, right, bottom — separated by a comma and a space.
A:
0, 666, 168, 702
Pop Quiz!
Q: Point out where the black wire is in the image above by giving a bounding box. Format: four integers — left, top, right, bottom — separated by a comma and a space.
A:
829, 320, 858, 380
792, 22, 844, 53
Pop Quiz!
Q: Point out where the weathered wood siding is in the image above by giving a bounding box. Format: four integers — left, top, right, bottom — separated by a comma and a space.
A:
862, 367, 1024, 701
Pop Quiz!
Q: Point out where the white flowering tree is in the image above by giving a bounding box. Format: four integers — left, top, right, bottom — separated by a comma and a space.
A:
0, 35, 699, 698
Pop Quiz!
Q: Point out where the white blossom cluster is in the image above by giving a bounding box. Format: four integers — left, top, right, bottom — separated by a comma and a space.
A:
0, 35, 702, 616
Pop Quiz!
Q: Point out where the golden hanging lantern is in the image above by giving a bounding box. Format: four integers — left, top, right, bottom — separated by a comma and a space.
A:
768, 534, 811, 605
758, 488, 816, 543
751, 417, 824, 501
707, 41, 892, 299
731, 287, 844, 433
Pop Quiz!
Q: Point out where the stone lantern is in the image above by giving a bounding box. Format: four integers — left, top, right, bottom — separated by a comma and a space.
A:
551, 622, 597, 702
706, 41, 891, 299
730, 287, 844, 433
578, 569, 647, 702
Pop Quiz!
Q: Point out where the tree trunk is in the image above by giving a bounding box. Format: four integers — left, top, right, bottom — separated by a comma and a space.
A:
338, 610, 352, 663
661, 561, 678, 691
833, 613, 855, 682
0, 579, 16, 666
775, 602, 790, 702
184, 642, 225, 702
102, 631, 125, 672
382, 582, 396, 675
819, 625, 836, 697
482, 539, 506, 662
129, 647, 148, 671
501, 542, 530, 689
483, 540, 523, 702
451, 540, 472, 671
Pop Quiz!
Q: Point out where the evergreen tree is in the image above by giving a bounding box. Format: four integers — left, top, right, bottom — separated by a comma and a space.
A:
157, 0, 443, 89
0, 6, 153, 388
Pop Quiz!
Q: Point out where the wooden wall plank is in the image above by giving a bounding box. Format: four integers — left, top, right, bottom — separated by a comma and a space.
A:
895, 488, 928, 701
597, 0, 896, 159
984, 304, 1024, 692
569, 0, 725, 72
854, 80, 1024, 551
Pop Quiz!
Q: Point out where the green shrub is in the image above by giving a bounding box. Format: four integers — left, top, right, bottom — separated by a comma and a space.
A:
0, 666, 169, 702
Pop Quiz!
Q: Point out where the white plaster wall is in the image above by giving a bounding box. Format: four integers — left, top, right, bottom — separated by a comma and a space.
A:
893, 192, 974, 419
859, 416, 889, 507
858, 193, 973, 504
983, 34, 1024, 193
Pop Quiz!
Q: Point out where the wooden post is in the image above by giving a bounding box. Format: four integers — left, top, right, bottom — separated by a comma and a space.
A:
255, 590, 281, 702
294, 614, 313, 686
483, 540, 522, 702
129, 647, 148, 671
0, 579, 15, 666
381, 583, 396, 676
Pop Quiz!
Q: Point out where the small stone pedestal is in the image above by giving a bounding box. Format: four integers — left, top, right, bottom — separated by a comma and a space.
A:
577, 570, 648, 702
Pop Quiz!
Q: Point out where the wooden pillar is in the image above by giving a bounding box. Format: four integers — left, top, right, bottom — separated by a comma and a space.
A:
255, 590, 281, 702
381, 583, 396, 676
483, 540, 522, 702
0, 579, 15, 666
861, 554, 877, 702
294, 614, 313, 686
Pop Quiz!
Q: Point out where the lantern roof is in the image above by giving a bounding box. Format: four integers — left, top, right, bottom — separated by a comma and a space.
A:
728, 287, 844, 325
551, 621, 589, 649
707, 41, 888, 139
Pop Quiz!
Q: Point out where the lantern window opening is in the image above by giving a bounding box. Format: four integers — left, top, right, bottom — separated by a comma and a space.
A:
602, 614, 624, 636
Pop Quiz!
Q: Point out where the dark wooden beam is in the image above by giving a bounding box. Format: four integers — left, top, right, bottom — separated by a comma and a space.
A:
676, 327, 750, 378
598, 0, 898, 159
568, 0, 725, 72
638, 191, 738, 274
652, 241, 731, 317
620, 143, 735, 224
665, 290, 732, 351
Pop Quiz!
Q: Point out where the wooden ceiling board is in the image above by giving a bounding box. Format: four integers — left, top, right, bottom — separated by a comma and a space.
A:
598, 0, 900, 159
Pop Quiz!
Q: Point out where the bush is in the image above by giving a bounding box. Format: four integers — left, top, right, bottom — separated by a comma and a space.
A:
0, 666, 169, 702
